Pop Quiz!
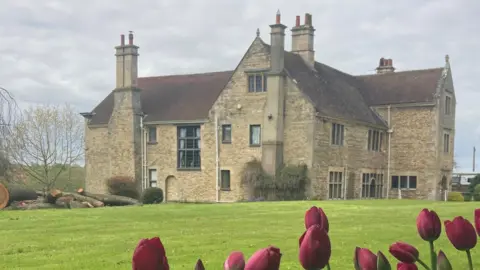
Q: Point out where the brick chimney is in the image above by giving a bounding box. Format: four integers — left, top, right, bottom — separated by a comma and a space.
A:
376, 57, 395, 74
291, 13, 315, 67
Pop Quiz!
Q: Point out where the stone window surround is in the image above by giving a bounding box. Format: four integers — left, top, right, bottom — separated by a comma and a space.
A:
330, 123, 345, 146
245, 69, 268, 93
249, 124, 261, 147
147, 126, 157, 144
222, 124, 232, 144
148, 168, 158, 188
177, 125, 201, 170
391, 175, 417, 190
367, 129, 383, 152
328, 169, 344, 200
220, 169, 231, 191
443, 132, 450, 154
444, 95, 452, 115
360, 172, 384, 199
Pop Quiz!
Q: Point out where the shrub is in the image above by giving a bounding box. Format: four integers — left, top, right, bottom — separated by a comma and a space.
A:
468, 174, 480, 194
473, 184, 480, 201
105, 176, 140, 199
447, 191, 464, 202
141, 187, 164, 204
464, 192, 472, 201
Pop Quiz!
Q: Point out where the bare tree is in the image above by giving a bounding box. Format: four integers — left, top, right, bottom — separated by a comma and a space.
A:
0, 86, 21, 182
6, 104, 84, 190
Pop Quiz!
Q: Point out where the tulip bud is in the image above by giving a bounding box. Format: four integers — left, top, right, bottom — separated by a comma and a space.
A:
436, 250, 452, 270
444, 216, 478, 251
132, 237, 169, 270
353, 247, 377, 270
299, 224, 331, 269
245, 246, 281, 270
416, 208, 441, 242
195, 259, 205, 270
305, 206, 329, 232
474, 209, 480, 237
224, 251, 245, 270
377, 251, 391, 270
396, 262, 418, 270
388, 242, 419, 264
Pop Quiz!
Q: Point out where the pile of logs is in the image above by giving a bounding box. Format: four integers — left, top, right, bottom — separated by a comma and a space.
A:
0, 183, 142, 210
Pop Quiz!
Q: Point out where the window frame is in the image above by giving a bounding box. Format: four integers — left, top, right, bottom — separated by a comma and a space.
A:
443, 133, 450, 153
247, 73, 267, 93
391, 175, 417, 190
328, 171, 343, 200
331, 123, 345, 146
445, 96, 451, 115
220, 170, 231, 191
222, 124, 232, 144
361, 173, 384, 199
147, 126, 157, 143
148, 169, 157, 187
177, 125, 201, 170
249, 124, 261, 147
367, 130, 383, 152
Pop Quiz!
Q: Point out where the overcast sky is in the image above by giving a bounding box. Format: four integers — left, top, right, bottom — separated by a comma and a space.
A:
0, 0, 479, 171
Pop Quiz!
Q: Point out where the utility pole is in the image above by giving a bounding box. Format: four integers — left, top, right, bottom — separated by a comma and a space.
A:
474, 146, 476, 172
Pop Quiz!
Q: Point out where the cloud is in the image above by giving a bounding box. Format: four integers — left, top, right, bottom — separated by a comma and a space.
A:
0, 0, 479, 169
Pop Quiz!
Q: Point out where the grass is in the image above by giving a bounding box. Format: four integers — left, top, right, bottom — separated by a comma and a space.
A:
0, 200, 478, 269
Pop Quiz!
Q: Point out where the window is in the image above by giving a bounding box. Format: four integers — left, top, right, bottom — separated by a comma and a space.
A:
222, 124, 232, 143
249, 125, 261, 146
445, 96, 451, 115
361, 173, 384, 198
177, 126, 201, 169
331, 123, 344, 146
148, 126, 157, 143
391, 175, 417, 189
368, 130, 383, 151
443, 133, 450, 153
148, 169, 157, 187
328, 171, 343, 199
248, 74, 267, 92
220, 170, 231, 190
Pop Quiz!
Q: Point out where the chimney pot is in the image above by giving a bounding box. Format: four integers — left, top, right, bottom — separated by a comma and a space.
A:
128, 31, 134, 45
305, 13, 312, 26
276, 10, 281, 24
120, 34, 125, 46
379, 57, 385, 66
295, 15, 300, 27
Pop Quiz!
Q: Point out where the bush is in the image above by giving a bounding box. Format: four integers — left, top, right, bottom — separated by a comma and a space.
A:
105, 176, 140, 199
464, 193, 472, 201
447, 191, 464, 202
473, 184, 480, 201
141, 187, 164, 204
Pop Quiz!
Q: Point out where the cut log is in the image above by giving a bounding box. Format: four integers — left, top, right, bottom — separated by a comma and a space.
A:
0, 183, 9, 209
7, 201, 61, 210
63, 192, 104, 207
46, 189, 63, 204
78, 190, 141, 206
69, 200, 90, 209
55, 195, 74, 208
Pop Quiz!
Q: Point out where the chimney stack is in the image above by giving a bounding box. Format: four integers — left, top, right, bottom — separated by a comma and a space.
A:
291, 13, 315, 67
376, 57, 395, 74
115, 32, 139, 88
270, 10, 287, 73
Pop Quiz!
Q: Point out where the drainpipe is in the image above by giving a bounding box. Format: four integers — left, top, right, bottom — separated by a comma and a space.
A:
140, 115, 147, 190
343, 166, 347, 200
215, 112, 220, 202
386, 105, 392, 199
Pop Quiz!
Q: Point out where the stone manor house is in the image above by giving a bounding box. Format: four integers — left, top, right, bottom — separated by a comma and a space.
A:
81, 12, 456, 202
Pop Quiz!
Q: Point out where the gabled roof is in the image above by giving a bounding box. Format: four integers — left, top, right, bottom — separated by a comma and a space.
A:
355, 68, 444, 106
88, 71, 233, 125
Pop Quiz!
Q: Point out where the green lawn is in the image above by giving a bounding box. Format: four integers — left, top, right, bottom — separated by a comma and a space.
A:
0, 200, 478, 269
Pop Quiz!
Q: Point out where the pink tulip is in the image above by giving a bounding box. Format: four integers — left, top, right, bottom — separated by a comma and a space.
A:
444, 216, 477, 251
132, 237, 169, 270
305, 206, 329, 232
224, 251, 245, 270
245, 246, 281, 270
299, 224, 331, 269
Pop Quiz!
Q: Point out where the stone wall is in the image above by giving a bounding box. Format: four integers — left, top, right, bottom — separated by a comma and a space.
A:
84, 125, 109, 194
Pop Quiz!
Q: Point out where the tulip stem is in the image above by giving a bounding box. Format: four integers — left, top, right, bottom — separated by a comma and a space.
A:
417, 259, 431, 270
466, 249, 473, 270
326, 263, 331, 270
429, 241, 436, 270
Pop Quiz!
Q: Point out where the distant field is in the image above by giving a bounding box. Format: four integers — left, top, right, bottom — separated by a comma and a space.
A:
0, 200, 478, 269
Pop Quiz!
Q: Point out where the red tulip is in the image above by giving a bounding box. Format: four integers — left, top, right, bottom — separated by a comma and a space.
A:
245, 246, 281, 270
132, 237, 169, 270
195, 259, 205, 270
396, 262, 418, 270
416, 208, 441, 241
444, 216, 477, 250
224, 251, 245, 270
299, 224, 331, 269
305, 206, 329, 232
354, 247, 377, 270
388, 242, 419, 264
475, 209, 480, 237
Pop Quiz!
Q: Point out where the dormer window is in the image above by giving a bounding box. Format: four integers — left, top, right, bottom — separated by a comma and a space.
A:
248, 74, 267, 92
